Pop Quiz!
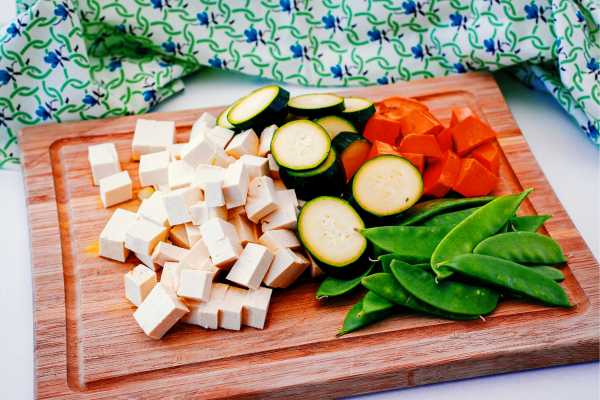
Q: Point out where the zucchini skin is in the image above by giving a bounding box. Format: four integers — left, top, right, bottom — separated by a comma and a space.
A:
228, 86, 290, 130
308, 249, 372, 279
331, 132, 368, 154
280, 149, 345, 200
288, 95, 344, 118
342, 103, 375, 129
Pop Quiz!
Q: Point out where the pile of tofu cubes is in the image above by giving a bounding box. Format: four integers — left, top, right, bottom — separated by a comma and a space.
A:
89, 112, 317, 339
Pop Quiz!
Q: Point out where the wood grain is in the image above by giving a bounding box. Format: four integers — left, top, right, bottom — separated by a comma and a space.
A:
19, 72, 599, 399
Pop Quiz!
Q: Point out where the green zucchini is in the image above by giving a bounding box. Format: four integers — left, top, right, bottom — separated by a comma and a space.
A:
271, 120, 331, 171
279, 148, 345, 200
352, 155, 423, 217
314, 115, 357, 139
227, 85, 289, 130
298, 196, 368, 277
217, 104, 235, 129
341, 97, 376, 128
288, 93, 344, 117
331, 132, 371, 181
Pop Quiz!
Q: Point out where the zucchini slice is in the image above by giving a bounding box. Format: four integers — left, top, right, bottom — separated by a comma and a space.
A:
227, 85, 289, 130
280, 148, 345, 200
314, 115, 357, 139
288, 93, 344, 117
352, 155, 423, 217
342, 97, 376, 127
298, 196, 367, 277
271, 120, 331, 171
217, 104, 235, 129
331, 132, 371, 181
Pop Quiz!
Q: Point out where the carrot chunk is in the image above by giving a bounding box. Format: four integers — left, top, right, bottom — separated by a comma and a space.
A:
366, 140, 401, 161
340, 140, 372, 181
363, 114, 403, 145
470, 141, 500, 175
381, 97, 429, 114
423, 151, 461, 198
398, 134, 443, 159
436, 128, 453, 153
395, 109, 443, 136
450, 107, 475, 127
399, 152, 425, 173
448, 116, 496, 156
452, 158, 499, 197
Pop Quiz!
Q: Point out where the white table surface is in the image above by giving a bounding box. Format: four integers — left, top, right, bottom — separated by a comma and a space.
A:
0, 3, 598, 394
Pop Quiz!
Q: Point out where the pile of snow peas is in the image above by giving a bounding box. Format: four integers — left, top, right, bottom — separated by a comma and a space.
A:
315, 189, 572, 336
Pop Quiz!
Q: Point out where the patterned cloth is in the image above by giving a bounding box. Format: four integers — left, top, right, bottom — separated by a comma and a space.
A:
0, 0, 598, 168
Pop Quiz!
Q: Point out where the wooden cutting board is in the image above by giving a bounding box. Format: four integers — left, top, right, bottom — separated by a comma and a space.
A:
20, 72, 599, 399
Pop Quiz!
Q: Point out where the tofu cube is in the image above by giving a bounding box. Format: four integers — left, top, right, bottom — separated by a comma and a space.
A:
99, 208, 137, 262
189, 201, 228, 226
132, 119, 175, 160
177, 269, 214, 301
181, 134, 216, 168
273, 179, 287, 191
151, 241, 189, 266
88, 142, 120, 185
184, 222, 202, 247
125, 218, 168, 256
183, 283, 228, 329
226, 243, 273, 290
229, 213, 257, 245
139, 151, 170, 187
167, 143, 185, 161
222, 161, 249, 209
307, 253, 325, 278
133, 283, 189, 339
225, 129, 259, 158
263, 248, 309, 288
203, 179, 225, 207
219, 286, 247, 330
137, 191, 170, 227
169, 224, 190, 248
258, 125, 277, 157
199, 218, 242, 268
160, 261, 182, 291
244, 287, 273, 329
190, 113, 216, 141
267, 154, 280, 179
194, 165, 226, 189
245, 176, 278, 223
179, 239, 210, 269
261, 190, 298, 231
134, 251, 158, 271
239, 155, 269, 180
258, 229, 301, 253
162, 186, 202, 225
207, 126, 235, 149
124, 264, 157, 306
168, 160, 195, 190
212, 147, 237, 168
99, 171, 132, 208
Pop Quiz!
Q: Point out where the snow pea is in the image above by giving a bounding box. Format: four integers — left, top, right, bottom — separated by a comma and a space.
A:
509, 215, 551, 232
431, 189, 532, 279
379, 255, 431, 274
397, 196, 494, 226
338, 296, 394, 336
473, 231, 566, 265
362, 272, 479, 320
316, 263, 375, 299
390, 260, 499, 315
421, 207, 479, 228
444, 254, 571, 307
362, 226, 450, 262
359, 290, 394, 316
531, 266, 565, 282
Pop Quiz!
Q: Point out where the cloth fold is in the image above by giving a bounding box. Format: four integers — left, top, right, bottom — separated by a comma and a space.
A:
1, 0, 598, 168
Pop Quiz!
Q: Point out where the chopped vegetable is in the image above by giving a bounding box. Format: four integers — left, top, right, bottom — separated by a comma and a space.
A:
469, 141, 500, 175
436, 128, 453, 153
449, 106, 475, 127
452, 158, 499, 197
227, 85, 289, 130
398, 133, 443, 159
332, 132, 371, 181
314, 115, 357, 139
366, 140, 402, 161
448, 115, 496, 156
363, 114, 403, 144
271, 120, 331, 171
288, 93, 344, 117
341, 97, 376, 128
423, 150, 461, 198
396, 109, 444, 136
399, 152, 425, 173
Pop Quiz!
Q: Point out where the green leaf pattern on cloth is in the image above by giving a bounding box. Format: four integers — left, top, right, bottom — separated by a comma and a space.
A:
1, 0, 598, 168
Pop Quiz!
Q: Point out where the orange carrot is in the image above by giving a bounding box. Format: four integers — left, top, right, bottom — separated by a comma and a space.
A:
452, 158, 499, 197
340, 140, 371, 181
380, 97, 429, 114
436, 128, 453, 153
450, 107, 475, 127
363, 114, 403, 145
448, 116, 496, 156
397, 134, 443, 159
399, 152, 425, 173
423, 150, 461, 198
470, 141, 500, 175
394, 109, 443, 136
366, 140, 402, 161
